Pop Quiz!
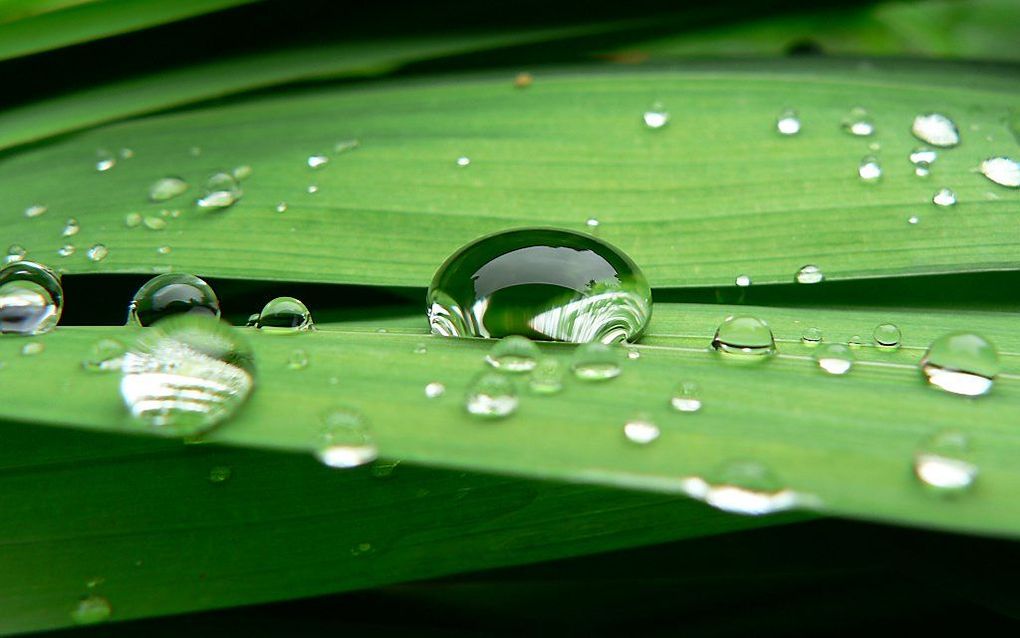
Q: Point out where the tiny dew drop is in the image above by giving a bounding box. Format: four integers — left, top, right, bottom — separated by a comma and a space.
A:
231, 165, 253, 180
119, 148, 135, 159
801, 326, 822, 346
485, 335, 540, 372
425, 382, 446, 398
143, 216, 167, 231
255, 297, 314, 332
307, 154, 329, 169
585, 217, 600, 229
196, 172, 242, 210
71, 595, 111, 625
148, 177, 189, 202
907, 215, 920, 225
306, 184, 319, 194
334, 139, 360, 154
571, 342, 623, 381
841, 107, 875, 136
858, 156, 882, 182
275, 202, 288, 213
873, 323, 901, 349
735, 274, 751, 287
847, 335, 865, 349
680, 460, 806, 516
932, 187, 957, 207
128, 273, 220, 326
909, 148, 938, 166
95, 156, 116, 172
21, 341, 44, 355
86, 244, 108, 262
670, 381, 702, 413
157, 246, 172, 255
775, 109, 801, 136
208, 466, 232, 483
465, 371, 518, 418
0, 261, 63, 335
456, 156, 471, 167
814, 343, 854, 375
795, 264, 823, 284
623, 416, 660, 445
57, 245, 75, 257
978, 157, 1020, 188
626, 347, 640, 360
712, 316, 775, 358
316, 407, 378, 468
413, 343, 427, 354
642, 103, 669, 129
288, 348, 309, 370
920, 332, 999, 397
528, 358, 564, 394
911, 113, 960, 147
914, 430, 977, 494
24, 204, 47, 218
82, 338, 125, 372
62, 218, 80, 237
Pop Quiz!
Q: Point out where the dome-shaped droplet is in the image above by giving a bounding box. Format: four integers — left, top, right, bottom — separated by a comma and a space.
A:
86, 244, 108, 262
920, 332, 999, 397
775, 109, 801, 136
24, 204, 47, 218
712, 316, 775, 358
425, 381, 446, 398
0, 261, 63, 335
932, 187, 957, 207
979, 157, 1020, 188
62, 218, 80, 237
795, 264, 824, 284
911, 113, 960, 147
914, 430, 977, 494
814, 343, 854, 375
71, 595, 111, 625
735, 274, 751, 287
873, 323, 901, 349
255, 297, 314, 332
5, 244, 27, 264
427, 228, 652, 343
316, 407, 378, 468
670, 381, 702, 413
643, 103, 669, 129
465, 371, 518, 418
120, 315, 256, 437
858, 156, 882, 182
571, 342, 623, 380
485, 335, 540, 372
196, 172, 242, 210
528, 358, 564, 394
149, 177, 189, 202
680, 460, 806, 516
841, 107, 875, 136
801, 326, 822, 346
623, 416, 659, 444
128, 273, 220, 326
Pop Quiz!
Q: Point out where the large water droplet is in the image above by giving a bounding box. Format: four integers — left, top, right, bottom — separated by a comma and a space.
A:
932, 187, 957, 207
978, 157, 1020, 188
316, 407, 378, 468
196, 172, 242, 210
428, 229, 652, 343
775, 109, 801, 136
814, 343, 854, 375
841, 107, 875, 136
571, 342, 623, 381
911, 113, 960, 147
71, 595, 111, 625
528, 357, 564, 394
643, 103, 669, 129
0, 261, 63, 335
920, 332, 999, 397
712, 316, 775, 358
914, 430, 977, 494
485, 335, 540, 372
680, 460, 807, 516
128, 273, 220, 326
858, 156, 882, 182
873, 323, 901, 349
149, 177, 189, 202
795, 264, 824, 284
670, 381, 702, 413
465, 372, 518, 418
255, 297, 314, 332
623, 416, 660, 444
120, 315, 255, 436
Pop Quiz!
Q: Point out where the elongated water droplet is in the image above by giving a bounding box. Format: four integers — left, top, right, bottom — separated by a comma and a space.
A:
82, 338, 125, 372
197, 172, 242, 210
57, 244, 75, 257
62, 218, 80, 237
288, 348, 309, 370
157, 245, 172, 255
643, 103, 669, 129
912, 113, 960, 147
571, 342, 623, 380
801, 326, 822, 345
712, 316, 775, 358
873, 323, 901, 349
932, 187, 957, 207
734, 274, 751, 288
0, 261, 63, 335
920, 332, 998, 397
814, 343, 854, 375
914, 430, 977, 493
858, 156, 882, 182
71, 595, 111, 625
24, 204, 47, 218
316, 408, 377, 468
144, 216, 167, 231
95, 156, 116, 172
795, 264, 823, 284
425, 382, 446, 398
979, 157, 1020, 188
585, 217, 600, 229
775, 109, 801, 136
681, 460, 808, 516
623, 416, 659, 444
149, 177, 189, 202
528, 358, 564, 394
86, 244, 108, 262
908, 215, 920, 225
307, 154, 329, 169
485, 335, 540, 372
910, 148, 938, 166
334, 139, 360, 154
128, 273, 220, 326
841, 107, 874, 136
255, 297, 314, 332
120, 315, 255, 436
428, 229, 652, 343
465, 372, 518, 418
670, 381, 702, 413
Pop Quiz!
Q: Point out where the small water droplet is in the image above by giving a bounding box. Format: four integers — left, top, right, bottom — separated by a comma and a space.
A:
514, 72, 533, 88
932, 187, 957, 207
801, 326, 822, 345
124, 212, 142, 228
670, 381, 702, 413
95, 156, 116, 172
425, 381, 446, 398
910, 147, 937, 166
57, 244, 75, 257
149, 177, 189, 202
189, 146, 202, 157
914, 430, 977, 493
128, 273, 220, 326
157, 245, 172, 255
316, 408, 377, 468
920, 332, 998, 397
814, 343, 854, 375
712, 316, 775, 358
350, 542, 374, 556
456, 156, 471, 167
680, 460, 807, 516
71, 595, 111, 625
465, 372, 518, 418
306, 184, 319, 194
82, 338, 125, 372
626, 347, 640, 360
255, 297, 314, 332
485, 335, 540, 372
841, 107, 874, 136
413, 343, 427, 354
307, 154, 329, 169
288, 348, 309, 370
623, 416, 659, 444
197, 172, 241, 210
120, 315, 255, 436
858, 156, 882, 182
334, 139, 360, 154
143, 216, 167, 231
0, 261, 63, 335
585, 218, 600, 229
911, 113, 960, 147
119, 148, 134, 159
231, 165, 253, 180
873, 323, 901, 349
847, 335, 865, 349
24, 204, 47, 218
5, 245, 26, 264
86, 244, 108, 262
978, 157, 1020, 188
795, 264, 824, 284
734, 274, 751, 287
907, 215, 920, 225
528, 358, 564, 394
571, 342, 623, 380
643, 103, 669, 129
21, 341, 44, 355
62, 218, 80, 237
275, 202, 288, 213
914, 164, 932, 178
208, 466, 232, 483
775, 109, 801, 136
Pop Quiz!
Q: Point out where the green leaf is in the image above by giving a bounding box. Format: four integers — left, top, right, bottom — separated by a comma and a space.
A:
2, 61, 1017, 288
